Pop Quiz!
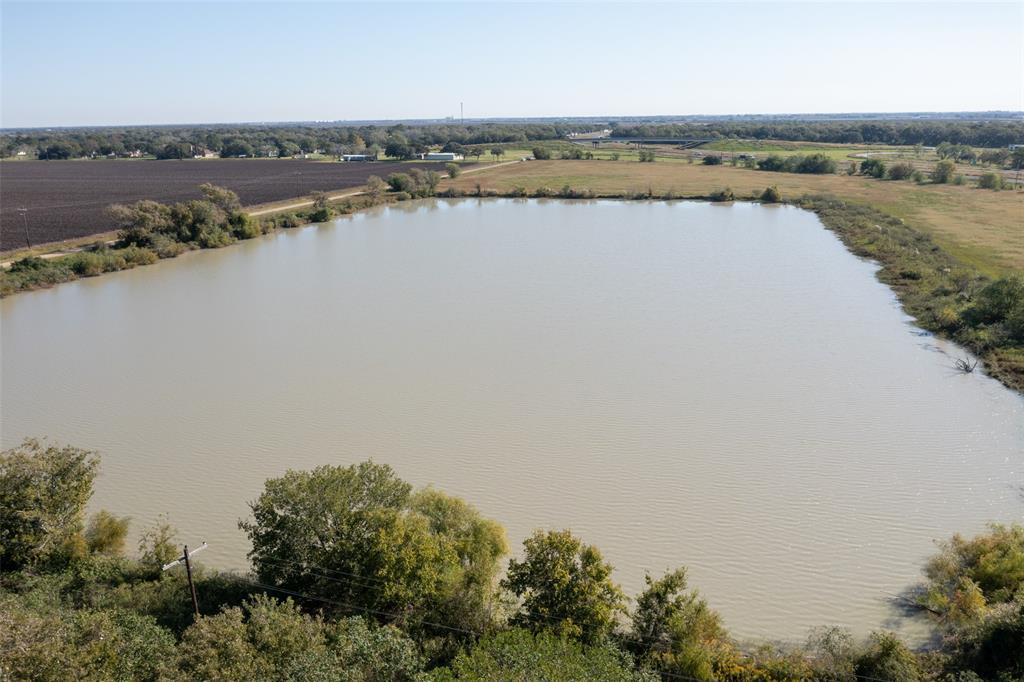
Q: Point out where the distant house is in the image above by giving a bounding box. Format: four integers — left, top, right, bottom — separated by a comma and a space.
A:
15, 150, 27, 157
193, 148, 218, 159
1010, 144, 1024, 150
424, 152, 463, 161
342, 154, 371, 162
128, 149, 144, 158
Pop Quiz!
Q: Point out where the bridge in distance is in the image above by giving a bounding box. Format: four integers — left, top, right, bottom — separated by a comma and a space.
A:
571, 137, 713, 149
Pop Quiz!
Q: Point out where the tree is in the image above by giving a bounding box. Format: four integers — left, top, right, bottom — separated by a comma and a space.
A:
366, 175, 387, 200
531, 147, 552, 160
199, 183, 242, 215
138, 513, 179, 569
932, 159, 957, 184
760, 186, 782, 203
409, 489, 508, 633
630, 568, 727, 682
977, 172, 1003, 190
386, 140, 414, 160
490, 147, 504, 161
108, 200, 175, 247
0, 439, 99, 570
432, 629, 656, 682
757, 155, 787, 172
84, 510, 131, 556
853, 632, 922, 682
445, 163, 461, 179
860, 158, 886, 178
240, 462, 506, 631
501, 529, 625, 643
308, 191, 331, 222
702, 155, 723, 165
1012, 147, 1024, 170
387, 173, 415, 193
887, 162, 915, 180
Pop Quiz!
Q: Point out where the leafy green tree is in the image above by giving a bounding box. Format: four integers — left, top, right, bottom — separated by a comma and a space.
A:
445, 163, 461, 179
409, 489, 508, 633
887, 162, 915, 180
490, 147, 505, 161
853, 632, 922, 682
429, 629, 657, 681
531, 147, 552, 160
108, 200, 175, 247
501, 529, 625, 643
860, 158, 886, 178
702, 155, 723, 165
240, 462, 506, 632
385, 140, 414, 160
0, 439, 99, 570
791, 153, 837, 174
932, 159, 957, 183
630, 568, 727, 681
84, 510, 131, 556
387, 173, 415, 193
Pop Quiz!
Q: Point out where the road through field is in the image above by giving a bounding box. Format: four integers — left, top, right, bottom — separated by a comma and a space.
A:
246, 159, 524, 216
0, 160, 525, 267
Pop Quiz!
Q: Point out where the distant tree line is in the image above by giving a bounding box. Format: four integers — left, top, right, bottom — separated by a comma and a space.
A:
0, 123, 606, 160
612, 120, 1024, 148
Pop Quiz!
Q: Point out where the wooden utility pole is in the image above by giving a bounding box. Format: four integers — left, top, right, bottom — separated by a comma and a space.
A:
163, 542, 208, 619
17, 208, 30, 248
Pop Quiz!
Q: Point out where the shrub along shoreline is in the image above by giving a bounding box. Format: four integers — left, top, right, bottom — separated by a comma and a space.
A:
2, 180, 1021, 393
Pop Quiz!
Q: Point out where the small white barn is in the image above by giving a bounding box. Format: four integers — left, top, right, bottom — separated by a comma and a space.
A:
424, 152, 463, 161
342, 154, 371, 162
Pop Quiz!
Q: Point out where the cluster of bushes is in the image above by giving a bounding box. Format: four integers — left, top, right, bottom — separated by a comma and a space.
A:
2, 439, 1022, 681
857, 158, 1013, 190
386, 168, 443, 198
757, 153, 838, 174
638, 149, 656, 162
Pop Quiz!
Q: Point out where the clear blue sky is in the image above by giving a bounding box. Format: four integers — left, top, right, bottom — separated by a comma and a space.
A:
2, 1, 1022, 127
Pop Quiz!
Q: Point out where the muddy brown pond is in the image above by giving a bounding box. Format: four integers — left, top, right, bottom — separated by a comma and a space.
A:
3, 199, 1021, 642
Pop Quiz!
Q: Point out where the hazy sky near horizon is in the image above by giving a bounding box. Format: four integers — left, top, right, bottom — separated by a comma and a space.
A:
2, 1, 1022, 128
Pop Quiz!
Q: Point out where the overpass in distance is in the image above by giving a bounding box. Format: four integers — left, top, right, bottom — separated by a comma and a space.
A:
571, 137, 714, 149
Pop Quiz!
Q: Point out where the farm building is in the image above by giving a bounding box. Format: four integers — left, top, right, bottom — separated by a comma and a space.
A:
423, 152, 463, 161
342, 154, 372, 162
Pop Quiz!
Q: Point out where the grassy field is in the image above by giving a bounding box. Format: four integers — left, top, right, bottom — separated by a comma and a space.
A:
442, 159, 1024, 277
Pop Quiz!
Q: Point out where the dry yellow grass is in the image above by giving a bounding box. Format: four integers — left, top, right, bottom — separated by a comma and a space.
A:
444, 160, 1024, 276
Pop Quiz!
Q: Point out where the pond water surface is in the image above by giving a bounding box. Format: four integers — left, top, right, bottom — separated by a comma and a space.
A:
2, 199, 1021, 642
